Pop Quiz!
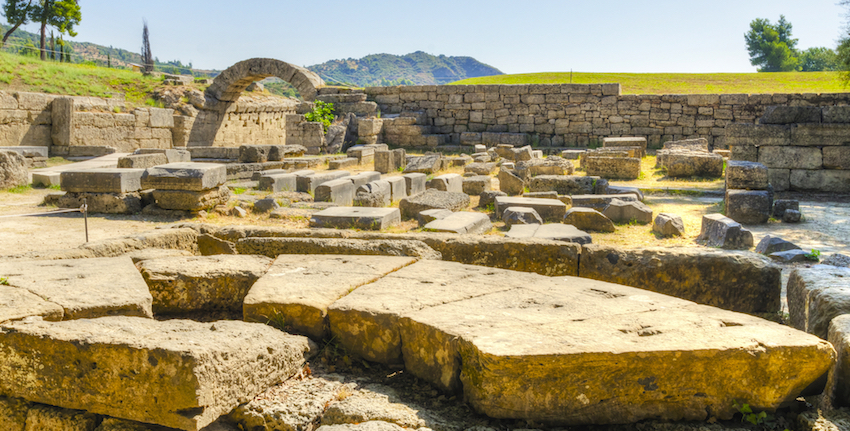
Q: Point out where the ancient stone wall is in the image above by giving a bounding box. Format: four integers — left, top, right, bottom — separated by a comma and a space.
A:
363, 84, 850, 150
0, 91, 56, 148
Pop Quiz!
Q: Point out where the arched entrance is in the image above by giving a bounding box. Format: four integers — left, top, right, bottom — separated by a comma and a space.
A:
205, 58, 325, 103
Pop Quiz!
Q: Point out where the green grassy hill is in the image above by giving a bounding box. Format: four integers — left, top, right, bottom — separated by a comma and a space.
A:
451, 71, 849, 94
308, 51, 503, 86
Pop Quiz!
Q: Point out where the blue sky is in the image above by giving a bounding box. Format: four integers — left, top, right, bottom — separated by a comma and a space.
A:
17, 0, 849, 74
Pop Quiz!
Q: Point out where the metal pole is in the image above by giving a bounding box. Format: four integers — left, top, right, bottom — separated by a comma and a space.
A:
82, 198, 89, 243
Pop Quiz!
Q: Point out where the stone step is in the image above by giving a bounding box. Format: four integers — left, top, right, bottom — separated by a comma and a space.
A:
326, 260, 832, 425
310, 207, 400, 230
60, 168, 145, 193
0, 316, 313, 431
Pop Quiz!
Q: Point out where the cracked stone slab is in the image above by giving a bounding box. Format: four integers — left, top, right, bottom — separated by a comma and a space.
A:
327, 261, 833, 425
0, 285, 63, 323
0, 257, 153, 320
243, 254, 416, 339
0, 316, 314, 431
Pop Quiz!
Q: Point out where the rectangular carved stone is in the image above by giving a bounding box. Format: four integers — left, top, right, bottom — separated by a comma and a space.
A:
790, 169, 850, 193
725, 124, 790, 147
60, 168, 144, 193
791, 124, 850, 146
0, 317, 313, 431
823, 147, 850, 170
758, 146, 822, 169
141, 163, 226, 191
296, 171, 351, 194
315, 179, 354, 206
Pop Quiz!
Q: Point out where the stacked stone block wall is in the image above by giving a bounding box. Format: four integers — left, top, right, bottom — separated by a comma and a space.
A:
0, 91, 56, 148
363, 84, 850, 150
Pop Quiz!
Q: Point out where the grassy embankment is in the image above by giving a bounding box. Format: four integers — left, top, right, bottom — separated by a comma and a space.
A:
451, 71, 848, 94
0, 51, 206, 106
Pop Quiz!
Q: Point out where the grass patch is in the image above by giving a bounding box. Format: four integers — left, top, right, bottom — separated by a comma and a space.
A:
451, 71, 847, 94
5, 184, 31, 193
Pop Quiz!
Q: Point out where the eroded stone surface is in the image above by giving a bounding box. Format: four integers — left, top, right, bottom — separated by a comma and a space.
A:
789, 266, 850, 339
0, 317, 314, 431
244, 255, 416, 339
138, 255, 273, 315
0, 257, 152, 320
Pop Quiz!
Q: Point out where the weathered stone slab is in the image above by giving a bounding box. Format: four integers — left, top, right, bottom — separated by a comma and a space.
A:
236, 237, 440, 260
402, 173, 426, 197
496, 168, 524, 195
0, 317, 313, 431
315, 179, 355, 206
505, 223, 591, 244
602, 199, 653, 224
55, 191, 143, 214
244, 254, 416, 339
823, 146, 850, 170
791, 124, 850, 146
697, 214, 754, 249
581, 244, 781, 313
769, 249, 809, 263
773, 199, 800, 218
117, 153, 168, 169
662, 138, 709, 152
403, 155, 442, 174
603, 136, 647, 154
0, 285, 63, 324
0, 257, 152, 320
664, 152, 723, 178
347, 171, 382, 188
788, 266, 850, 339
328, 260, 830, 425
329, 157, 358, 170
725, 124, 791, 147
138, 255, 272, 315
571, 193, 638, 210
755, 235, 801, 255
427, 173, 462, 193
494, 196, 567, 222
399, 189, 469, 219
259, 173, 297, 193
297, 171, 351, 194
61, 169, 144, 193
563, 207, 615, 232
141, 163, 226, 191
386, 177, 407, 202
0, 145, 48, 158
528, 175, 597, 195
423, 212, 492, 234
725, 161, 769, 190
586, 156, 640, 180
515, 156, 574, 178
310, 207, 400, 230
31, 171, 60, 187
827, 315, 850, 407
153, 185, 230, 211
501, 206, 543, 226
464, 162, 497, 176
135, 148, 191, 164
725, 189, 771, 225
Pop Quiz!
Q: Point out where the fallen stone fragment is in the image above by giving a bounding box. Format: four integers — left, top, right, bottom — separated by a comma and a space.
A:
138, 255, 272, 315
230, 374, 346, 431
0, 257, 152, 320
725, 189, 771, 225
496, 169, 524, 195
828, 315, 850, 407
602, 199, 653, 224
141, 163, 227, 191
770, 249, 811, 263
0, 150, 27, 190
502, 206, 543, 226
755, 235, 801, 255
0, 396, 29, 431
198, 233, 237, 256
652, 213, 685, 237
580, 245, 781, 313
0, 317, 314, 431
398, 189, 469, 219
696, 214, 753, 250
784, 209, 802, 223
563, 207, 615, 232
478, 190, 506, 209
823, 254, 850, 268
725, 161, 769, 190
244, 254, 415, 339
416, 208, 453, 226
789, 266, 850, 339
495, 196, 566, 222
321, 384, 427, 429
773, 199, 800, 218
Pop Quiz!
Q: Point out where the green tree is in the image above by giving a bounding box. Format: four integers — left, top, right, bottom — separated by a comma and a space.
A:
1, 0, 33, 47
30, 0, 80, 61
799, 47, 839, 71
745, 15, 800, 72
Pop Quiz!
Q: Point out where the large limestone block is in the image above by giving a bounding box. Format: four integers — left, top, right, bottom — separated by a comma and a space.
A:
259, 173, 297, 193
760, 106, 822, 124
401, 173, 426, 197
725, 123, 791, 147
788, 266, 850, 339
496, 169, 524, 195
138, 255, 272, 315
315, 179, 355, 206
328, 261, 523, 365
725, 189, 771, 225
398, 189, 469, 219
236, 237, 440, 260
586, 156, 640, 180
563, 207, 615, 232
790, 169, 850, 193
528, 175, 597, 195
791, 124, 850, 146
827, 315, 850, 407
310, 207, 400, 230
0, 396, 29, 431
725, 161, 769, 190
296, 171, 351, 194
61, 169, 145, 193
402, 155, 441, 174
141, 163, 226, 191
571, 193, 639, 210
603, 136, 647, 152
0, 317, 314, 431
328, 260, 831, 424
505, 223, 591, 244
55, 191, 143, 214
602, 199, 653, 224
696, 214, 753, 249
354, 180, 392, 208
0, 257, 153, 320
244, 255, 416, 339
664, 152, 723, 178
117, 153, 168, 169
422, 211, 492, 234
0, 150, 28, 190
580, 245, 781, 313
153, 185, 230, 211
418, 235, 580, 276
494, 196, 567, 222
652, 213, 685, 237
427, 173, 462, 194
759, 146, 823, 170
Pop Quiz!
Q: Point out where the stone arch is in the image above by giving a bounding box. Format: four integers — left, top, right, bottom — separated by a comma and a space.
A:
205, 58, 324, 103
